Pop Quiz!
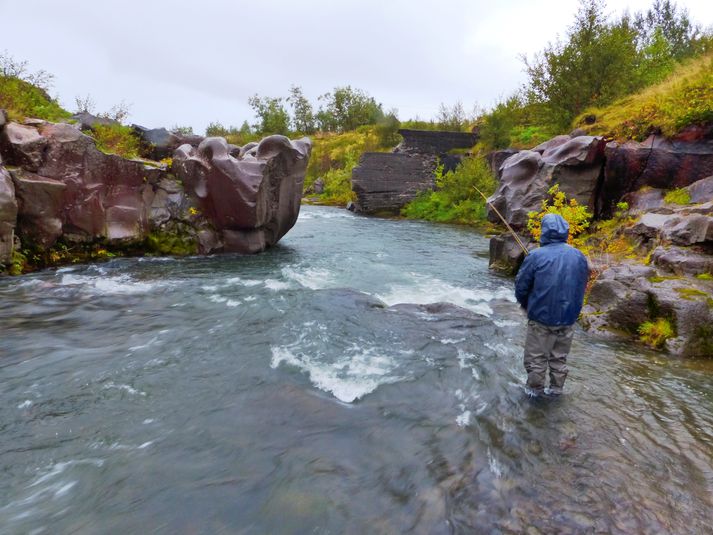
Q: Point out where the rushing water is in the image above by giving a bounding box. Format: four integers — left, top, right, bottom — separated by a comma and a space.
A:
1, 205, 713, 534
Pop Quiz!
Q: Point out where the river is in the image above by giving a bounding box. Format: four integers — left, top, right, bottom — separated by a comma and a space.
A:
1, 205, 712, 534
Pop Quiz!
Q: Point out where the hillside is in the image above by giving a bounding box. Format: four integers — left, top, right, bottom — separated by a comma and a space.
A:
576, 53, 713, 140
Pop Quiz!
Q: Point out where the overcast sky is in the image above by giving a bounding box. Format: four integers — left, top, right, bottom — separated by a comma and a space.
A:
1, 0, 711, 133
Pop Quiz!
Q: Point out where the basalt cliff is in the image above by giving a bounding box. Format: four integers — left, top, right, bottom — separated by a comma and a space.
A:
0, 110, 311, 273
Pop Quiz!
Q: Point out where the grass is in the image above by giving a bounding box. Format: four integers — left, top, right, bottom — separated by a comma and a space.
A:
0, 75, 71, 122
664, 188, 691, 205
91, 123, 141, 159
638, 317, 675, 349
676, 287, 709, 300
695, 273, 713, 281
575, 53, 713, 140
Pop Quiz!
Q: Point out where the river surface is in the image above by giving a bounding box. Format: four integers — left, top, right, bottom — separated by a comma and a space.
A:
1, 205, 713, 534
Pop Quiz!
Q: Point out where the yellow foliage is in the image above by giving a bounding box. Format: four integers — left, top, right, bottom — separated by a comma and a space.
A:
527, 185, 592, 245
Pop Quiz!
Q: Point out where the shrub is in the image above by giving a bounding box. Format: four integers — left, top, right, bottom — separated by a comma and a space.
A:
663, 187, 691, 205
638, 317, 675, 349
401, 156, 497, 225
91, 123, 140, 159
527, 185, 592, 244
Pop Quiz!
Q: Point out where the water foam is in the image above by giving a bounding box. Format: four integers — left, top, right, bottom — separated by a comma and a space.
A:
58, 273, 163, 295
376, 273, 514, 316
270, 345, 403, 403
282, 266, 333, 290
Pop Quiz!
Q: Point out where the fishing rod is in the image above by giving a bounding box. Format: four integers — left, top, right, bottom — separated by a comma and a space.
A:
473, 186, 529, 256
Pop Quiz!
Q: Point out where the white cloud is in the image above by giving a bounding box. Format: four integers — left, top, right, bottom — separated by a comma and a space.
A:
1, 0, 711, 133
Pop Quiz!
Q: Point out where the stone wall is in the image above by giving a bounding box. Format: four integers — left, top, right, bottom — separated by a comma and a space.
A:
351, 128, 478, 214
351, 153, 437, 214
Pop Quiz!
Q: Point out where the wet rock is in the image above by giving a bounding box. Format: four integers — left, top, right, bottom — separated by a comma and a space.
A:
487, 136, 605, 230
599, 137, 713, 218
622, 187, 665, 212
581, 261, 713, 356
0, 108, 7, 128
10, 169, 66, 248
351, 152, 437, 214
0, 166, 17, 264
651, 246, 713, 276
173, 134, 311, 253
0, 122, 48, 172
627, 211, 713, 246
313, 178, 325, 194
488, 232, 531, 275
686, 175, 713, 204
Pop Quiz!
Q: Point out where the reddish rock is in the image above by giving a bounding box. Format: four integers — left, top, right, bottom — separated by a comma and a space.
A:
0, 122, 48, 172
599, 136, 713, 217
11, 170, 66, 248
174, 135, 311, 253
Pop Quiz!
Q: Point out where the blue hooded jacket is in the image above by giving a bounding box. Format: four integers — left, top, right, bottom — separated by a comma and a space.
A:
515, 213, 589, 326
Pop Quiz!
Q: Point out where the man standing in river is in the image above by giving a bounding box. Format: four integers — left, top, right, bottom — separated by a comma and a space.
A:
514, 213, 589, 397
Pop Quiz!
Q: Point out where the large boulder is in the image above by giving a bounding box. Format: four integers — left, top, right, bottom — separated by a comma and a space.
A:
487, 136, 606, 230
173, 135, 311, 253
651, 245, 713, 276
0, 166, 17, 264
581, 261, 713, 357
599, 136, 713, 217
0, 122, 48, 172
71, 111, 119, 131
488, 232, 531, 275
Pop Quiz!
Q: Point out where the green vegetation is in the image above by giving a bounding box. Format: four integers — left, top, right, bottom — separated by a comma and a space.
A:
0, 52, 70, 122
92, 123, 141, 159
305, 126, 394, 205
474, 0, 713, 148
695, 273, 713, 281
676, 287, 708, 300
663, 187, 692, 205
527, 185, 593, 245
577, 53, 713, 139
638, 317, 676, 349
401, 156, 497, 225
146, 227, 198, 256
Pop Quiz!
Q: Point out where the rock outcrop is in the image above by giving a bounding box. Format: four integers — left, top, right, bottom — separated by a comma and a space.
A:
351, 129, 479, 215
599, 136, 713, 218
132, 124, 204, 161
488, 128, 713, 356
0, 113, 311, 272
486, 134, 606, 230
581, 262, 713, 357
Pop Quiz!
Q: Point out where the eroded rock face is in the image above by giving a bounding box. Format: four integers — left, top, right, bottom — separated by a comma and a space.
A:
132, 124, 204, 161
487, 135, 606, 230
0, 117, 311, 264
173, 135, 311, 253
599, 137, 713, 217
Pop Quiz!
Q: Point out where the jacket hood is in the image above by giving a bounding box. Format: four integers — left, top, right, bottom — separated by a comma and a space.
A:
540, 213, 569, 245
